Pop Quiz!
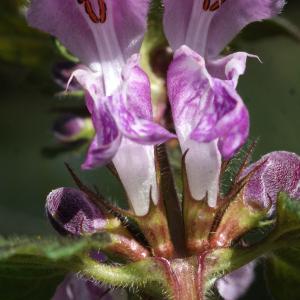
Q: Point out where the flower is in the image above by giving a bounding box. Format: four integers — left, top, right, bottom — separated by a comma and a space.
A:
242, 151, 300, 213
216, 262, 256, 300
46, 187, 107, 236
28, 0, 174, 216
52, 274, 128, 300
163, 0, 285, 207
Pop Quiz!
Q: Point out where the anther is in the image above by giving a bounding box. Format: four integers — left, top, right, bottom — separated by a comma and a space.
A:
209, 0, 226, 11
78, 0, 107, 24
203, 0, 211, 11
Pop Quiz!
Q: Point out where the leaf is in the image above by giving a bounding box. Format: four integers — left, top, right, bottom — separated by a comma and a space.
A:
274, 193, 300, 241
232, 17, 300, 46
0, 236, 101, 300
265, 248, 300, 300
264, 194, 300, 300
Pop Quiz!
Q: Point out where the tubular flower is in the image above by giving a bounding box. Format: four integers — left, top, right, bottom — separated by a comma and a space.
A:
164, 0, 285, 207
27, 0, 174, 216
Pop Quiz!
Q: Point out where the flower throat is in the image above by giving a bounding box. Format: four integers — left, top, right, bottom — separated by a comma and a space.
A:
77, 0, 107, 23
203, 0, 226, 11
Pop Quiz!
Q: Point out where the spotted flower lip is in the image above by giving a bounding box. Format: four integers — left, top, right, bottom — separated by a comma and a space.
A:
164, 0, 284, 207
241, 151, 300, 213
167, 46, 249, 206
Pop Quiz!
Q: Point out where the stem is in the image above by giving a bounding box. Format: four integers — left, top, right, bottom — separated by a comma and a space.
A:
155, 145, 186, 256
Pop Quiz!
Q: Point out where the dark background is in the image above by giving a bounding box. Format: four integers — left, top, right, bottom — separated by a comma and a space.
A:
0, 1, 299, 299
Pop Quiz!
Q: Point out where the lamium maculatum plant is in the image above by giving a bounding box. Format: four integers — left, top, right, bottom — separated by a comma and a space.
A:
2, 0, 300, 300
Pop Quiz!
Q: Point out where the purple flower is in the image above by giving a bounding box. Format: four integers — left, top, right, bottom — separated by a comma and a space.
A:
216, 262, 256, 300
46, 188, 107, 236
164, 0, 285, 206
242, 151, 300, 213
52, 274, 128, 300
27, 0, 175, 216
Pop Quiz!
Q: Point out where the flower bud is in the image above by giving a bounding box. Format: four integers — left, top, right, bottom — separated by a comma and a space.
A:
46, 187, 107, 236
242, 151, 300, 214
211, 151, 300, 248
216, 262, 255, 300
53, 114, 93, 143
52, 62, 81, 90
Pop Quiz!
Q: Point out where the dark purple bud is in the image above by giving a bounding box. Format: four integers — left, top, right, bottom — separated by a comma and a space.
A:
216, 262, 255, 300
52, 274, 128, 300
53, 114, 92, 143
242, 151, 300, 213
46, 187, 107, 236
52, 61, 81, 90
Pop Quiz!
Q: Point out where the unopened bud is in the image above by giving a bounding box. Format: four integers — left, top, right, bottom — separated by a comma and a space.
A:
46, 187, 107, 236
53, 114, 93, 143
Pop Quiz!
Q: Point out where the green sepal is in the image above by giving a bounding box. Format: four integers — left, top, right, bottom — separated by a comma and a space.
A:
54, 39, 79, 63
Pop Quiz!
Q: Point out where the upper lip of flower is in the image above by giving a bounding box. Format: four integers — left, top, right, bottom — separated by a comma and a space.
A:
163, 0, 285, 58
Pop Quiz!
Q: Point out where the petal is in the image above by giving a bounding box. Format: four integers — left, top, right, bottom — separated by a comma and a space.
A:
163, 0, 215, 55
168, 46, 249, 160
27, 0, 149, 65
113, 139, 158, 216
191, 82, 250, 159
52, 62, 82, 91
167, 46, 222, 206
167, 46, 249, 206
242, 151, 300, 212
108, 93, 175, 145
107, 55, 175, 145
68, 67, 105, 104
216, 262, 256, 300
207, 0, 285, 57
207, 52, 259, 88
82, 100, 121, 169
163, 0, 285, 57
52, 274, 128, 300
28, 0, 150, 95
183, 139, 222, 207
46, 188, 106, 236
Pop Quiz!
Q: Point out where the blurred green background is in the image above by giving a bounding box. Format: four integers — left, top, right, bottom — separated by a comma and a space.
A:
0, 0, 299, 299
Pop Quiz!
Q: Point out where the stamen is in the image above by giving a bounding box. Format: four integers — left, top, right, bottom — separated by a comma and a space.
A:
209, 0, 226, 11
203, 0, 211, 11
77, 0, 107, 24
98, 0, 107, 23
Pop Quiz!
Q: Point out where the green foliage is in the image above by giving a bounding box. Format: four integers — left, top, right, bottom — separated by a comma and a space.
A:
264, 194, 300, 300
0, 1, 56, 70
0, 236, 102, 300
265, 248, 300, 300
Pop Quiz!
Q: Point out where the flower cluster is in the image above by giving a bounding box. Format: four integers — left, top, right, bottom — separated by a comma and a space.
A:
26, 0, 300, 300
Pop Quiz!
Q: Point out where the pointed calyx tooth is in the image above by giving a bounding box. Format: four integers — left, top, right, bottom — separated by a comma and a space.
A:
46, 187, 109, 236
210, 192, 267, 248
